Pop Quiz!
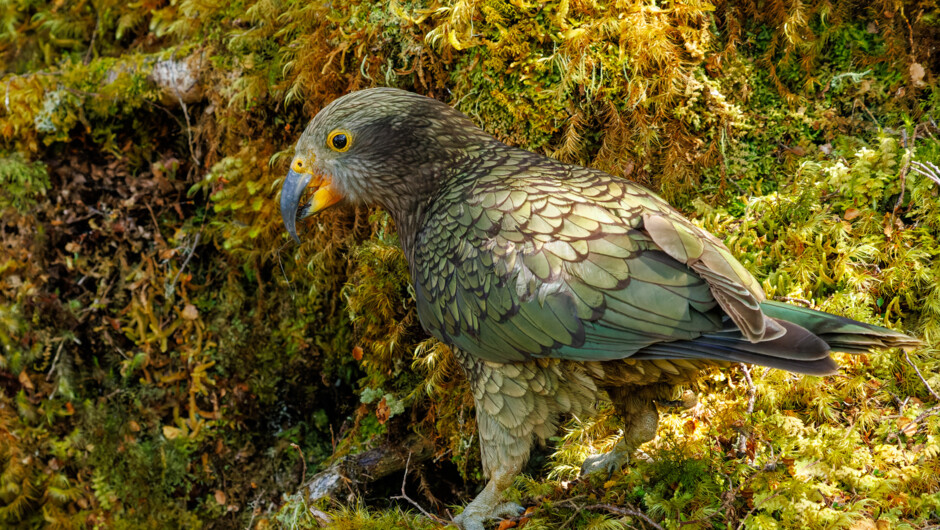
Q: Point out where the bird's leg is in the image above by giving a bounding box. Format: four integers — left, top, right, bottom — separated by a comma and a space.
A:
580, 390, 659, 477
451, 354, 558, 530
451, 354, 598, 529
453, 465, 523, 530
452, 406, 529, 530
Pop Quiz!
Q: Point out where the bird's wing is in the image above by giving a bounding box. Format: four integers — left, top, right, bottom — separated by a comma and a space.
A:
641, 207, 785, 343
413, 156, 783, 364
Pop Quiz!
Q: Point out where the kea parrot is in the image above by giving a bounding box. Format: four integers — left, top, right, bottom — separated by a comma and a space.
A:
280, 88, 920, 530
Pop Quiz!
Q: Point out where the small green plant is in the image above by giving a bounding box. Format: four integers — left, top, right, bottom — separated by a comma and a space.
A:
0, 153, 48, 212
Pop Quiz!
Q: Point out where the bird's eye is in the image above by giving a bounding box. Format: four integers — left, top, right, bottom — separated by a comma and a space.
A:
328, 131, 350, 152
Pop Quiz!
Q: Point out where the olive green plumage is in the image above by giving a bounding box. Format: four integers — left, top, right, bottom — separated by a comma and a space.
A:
281, 88, 920, 530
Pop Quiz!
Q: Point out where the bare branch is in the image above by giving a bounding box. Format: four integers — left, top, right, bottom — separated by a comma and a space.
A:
166, 232, 201, 300
303, 434, 434, 505
390, 452, 449, 525
736, 364, 757, 460
291, 443, 308, 485
582, 503, 665, 530
774, 296, 812, 308
904, 350, 940, 402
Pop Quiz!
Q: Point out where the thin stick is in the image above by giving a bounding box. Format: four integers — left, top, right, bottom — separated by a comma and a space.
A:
893, 129, 913, 215
291, 443, 308, 485
559, 507, 581, 529
582, 504, 665, 530
736, 364, 756, 459
857, 100, 881, 129
168, 232, 201, 298
904, 351, 940, 401
774, 296, 812, 308
174, 85, 200, 167
390, 453, 448, 525
243, 488, 267, 530
913, 405, 940, 425
735, 491, 783, 530
84, 4, 100, 64
45, 340, 66, 382
276, 240, 296, 299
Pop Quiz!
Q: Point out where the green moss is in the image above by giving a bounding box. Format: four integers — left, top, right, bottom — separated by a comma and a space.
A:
1, 0, 938, 528
0, 153, 48, 213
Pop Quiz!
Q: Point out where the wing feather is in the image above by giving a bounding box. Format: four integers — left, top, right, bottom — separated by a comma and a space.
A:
413, 151, 796, 365
642, 212, 785, 342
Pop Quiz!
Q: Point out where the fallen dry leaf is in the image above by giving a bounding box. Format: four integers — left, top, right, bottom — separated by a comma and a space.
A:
163, 426, 182, 440
910, 62, 925, 87
18, 370, 34, 391
181, 304, 199, 320
376, 397, 391, 424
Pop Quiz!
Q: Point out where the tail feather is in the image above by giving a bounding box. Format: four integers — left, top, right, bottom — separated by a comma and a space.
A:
760, 300, 921, 352
635, 346, 840, 375
635, 319, 838, 375
631, 301, 920, 376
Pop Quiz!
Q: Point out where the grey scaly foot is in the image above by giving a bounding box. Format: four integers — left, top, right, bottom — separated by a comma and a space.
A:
453, 499, 523, 530
581, 395, 660, 478
452, 467, 523, 530
580, 441, 632, 478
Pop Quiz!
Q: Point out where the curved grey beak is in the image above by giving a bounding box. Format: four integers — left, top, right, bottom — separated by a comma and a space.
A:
280, 168, 312, 244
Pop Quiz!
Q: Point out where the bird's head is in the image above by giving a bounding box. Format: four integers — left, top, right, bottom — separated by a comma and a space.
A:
281, 88, 493, 243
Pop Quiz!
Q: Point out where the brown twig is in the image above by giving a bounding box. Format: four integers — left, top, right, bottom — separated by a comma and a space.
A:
84, 3, 100, 64
735, 491, 783, 530
390, 452, 448, 525
144, 201, 167, 247
913, 405, 940, 425
559, 507, 581, 529
774, 296, 812, 308
291, 443, 308, 485
167, 232, 201, 299
582, 504, 665, 530
904, 351, 940, 402
329, 423, 336, 454
45, 340, 66, 382
856, 99, 881, 129
678, 513, 721, 526
546, 495, 589, 529
736, 364, 757, 459
174, 85, 200, 168
893, 129, 913, 215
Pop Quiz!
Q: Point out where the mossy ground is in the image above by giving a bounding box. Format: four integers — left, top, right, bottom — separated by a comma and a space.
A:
0, 1, 938, 528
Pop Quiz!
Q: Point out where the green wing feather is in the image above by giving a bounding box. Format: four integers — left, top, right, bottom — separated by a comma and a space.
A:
412, 146, 919, 372
414, 149, 724, 362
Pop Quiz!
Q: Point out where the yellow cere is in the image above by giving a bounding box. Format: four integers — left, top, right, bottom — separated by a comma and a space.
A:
291, 157, 309, 173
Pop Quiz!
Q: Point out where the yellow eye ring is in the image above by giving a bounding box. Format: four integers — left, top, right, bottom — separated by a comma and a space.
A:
327, 130, 351, 152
